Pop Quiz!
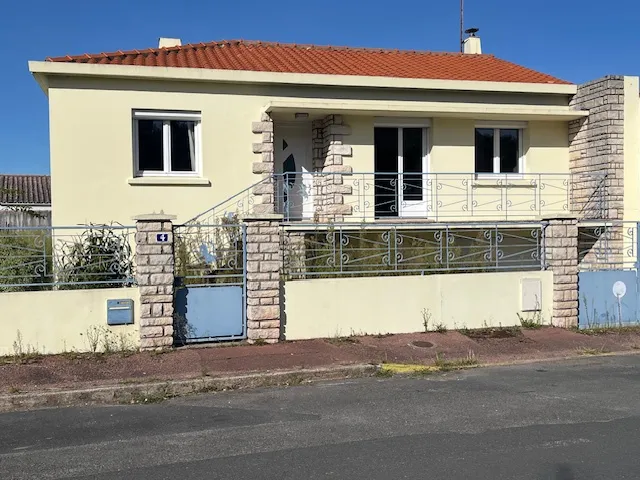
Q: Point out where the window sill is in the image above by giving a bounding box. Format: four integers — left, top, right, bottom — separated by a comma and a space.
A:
128, 177, 211, 186
473, 177, 535, 188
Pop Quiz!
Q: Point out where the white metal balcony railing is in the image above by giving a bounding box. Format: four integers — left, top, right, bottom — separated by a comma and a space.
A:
185, 172, 608, 226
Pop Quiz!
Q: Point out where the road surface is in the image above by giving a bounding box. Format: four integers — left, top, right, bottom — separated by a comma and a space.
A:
1, 355, 640, 479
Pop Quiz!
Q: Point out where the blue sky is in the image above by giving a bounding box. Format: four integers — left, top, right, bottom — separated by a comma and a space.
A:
1, 0, 638, 175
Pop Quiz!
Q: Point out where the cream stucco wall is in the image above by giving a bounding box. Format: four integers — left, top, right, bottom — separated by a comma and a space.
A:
47, 75, 572, 227
623, 77, 640, 222
283, 271, 553, 340
0, 287, 140, 355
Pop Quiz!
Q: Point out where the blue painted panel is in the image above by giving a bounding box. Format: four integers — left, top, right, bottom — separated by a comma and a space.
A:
578, 270, 639, 328
106, 299, 134, 325
175, 286, 244, 340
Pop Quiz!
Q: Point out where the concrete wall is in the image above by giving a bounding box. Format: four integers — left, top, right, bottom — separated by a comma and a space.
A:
0, 287, 140, 355
48, 75, 573, 227
283, 271, 553, 339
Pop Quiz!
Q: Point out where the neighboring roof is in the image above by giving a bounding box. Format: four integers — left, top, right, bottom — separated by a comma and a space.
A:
45, 40, 571, 85
0, 175, 51, 206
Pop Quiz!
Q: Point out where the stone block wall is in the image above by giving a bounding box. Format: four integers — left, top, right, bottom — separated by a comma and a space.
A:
134, 214, 176, 350
251, 113, 275, 215
570, 76, 625, 220
542, 218, 578, 328
314, 115, 353, 221
245, 217, 282, 342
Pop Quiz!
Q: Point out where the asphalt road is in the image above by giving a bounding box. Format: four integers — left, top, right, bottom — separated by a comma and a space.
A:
1, 355, 640, 479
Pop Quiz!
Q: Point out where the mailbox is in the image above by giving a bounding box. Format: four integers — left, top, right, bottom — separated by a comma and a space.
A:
106, 299, 134, 325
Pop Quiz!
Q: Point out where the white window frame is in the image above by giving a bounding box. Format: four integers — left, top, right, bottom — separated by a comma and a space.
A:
133, 110, 202, 177
373, 121, 430, 217
474, 122, 526, 178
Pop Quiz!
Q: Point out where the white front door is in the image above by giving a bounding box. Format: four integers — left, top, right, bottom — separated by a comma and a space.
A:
374, 126, 428, 218
275, 124, 314, 220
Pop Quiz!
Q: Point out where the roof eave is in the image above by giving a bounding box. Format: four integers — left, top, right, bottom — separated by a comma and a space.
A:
28, 61, 577, 95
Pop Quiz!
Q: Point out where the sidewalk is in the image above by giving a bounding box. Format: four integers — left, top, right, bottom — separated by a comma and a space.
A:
2, 327, 640, 400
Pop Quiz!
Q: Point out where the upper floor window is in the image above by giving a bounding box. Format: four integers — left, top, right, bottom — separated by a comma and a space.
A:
475, 127, 522, 175
133, 111, 201, 176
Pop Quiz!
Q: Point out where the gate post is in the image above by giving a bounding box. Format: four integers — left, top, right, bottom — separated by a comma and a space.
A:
542, 216, 579, 328
133, 212, 177, 350
245, 214, 283, 343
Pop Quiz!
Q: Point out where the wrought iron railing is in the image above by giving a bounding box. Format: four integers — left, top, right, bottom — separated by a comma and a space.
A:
0, 224, 135, 291
578, 222, 639, 271
173, 221, 246, 287
282, 222, 543, 279
183, 172, 609, 227
275, 172, 608, 223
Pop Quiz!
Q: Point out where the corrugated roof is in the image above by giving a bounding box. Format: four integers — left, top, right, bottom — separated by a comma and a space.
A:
0, 175, 51, 206
45, 39, 571, 85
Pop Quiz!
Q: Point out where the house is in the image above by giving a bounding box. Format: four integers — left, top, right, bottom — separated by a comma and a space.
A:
17, 34, 640, 349
0, 174, 51, 227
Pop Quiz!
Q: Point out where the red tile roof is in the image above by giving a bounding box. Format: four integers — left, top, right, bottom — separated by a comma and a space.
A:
45, 40, 571, 85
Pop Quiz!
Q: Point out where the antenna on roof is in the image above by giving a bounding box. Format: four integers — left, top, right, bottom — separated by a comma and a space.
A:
459, 0, 464, 52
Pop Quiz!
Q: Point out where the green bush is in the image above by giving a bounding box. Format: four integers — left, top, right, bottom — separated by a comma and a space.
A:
0, 230, 52, 292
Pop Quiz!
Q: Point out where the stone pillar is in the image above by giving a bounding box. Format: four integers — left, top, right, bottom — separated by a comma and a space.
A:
133, 213, 176, 350
318, 115, 353, 221
570, 76, 625, 220
245, 215, 282, 343
542, 217, 579, 328
252, 113, 276, 215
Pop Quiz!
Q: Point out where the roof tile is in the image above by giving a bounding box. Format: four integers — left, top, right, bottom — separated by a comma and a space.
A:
0, 175, 51, 206
45, 39, 571, 85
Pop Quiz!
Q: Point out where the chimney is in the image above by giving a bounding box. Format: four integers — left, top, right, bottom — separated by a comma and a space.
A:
462, 28, 481, 54
158, 37, 182, 48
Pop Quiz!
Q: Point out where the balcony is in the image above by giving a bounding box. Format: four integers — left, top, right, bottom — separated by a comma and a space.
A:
184, 172, 608, 227
273, 172, 608, 223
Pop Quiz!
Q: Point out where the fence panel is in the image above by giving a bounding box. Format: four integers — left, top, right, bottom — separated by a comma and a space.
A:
282, 223, 543, 279
0, 224, 135, 291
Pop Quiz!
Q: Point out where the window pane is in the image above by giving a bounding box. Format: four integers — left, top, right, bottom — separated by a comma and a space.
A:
170, 121, 196, 172
499, 129, 519, 173
475, 128, 494, 173
137, 120, 164, 171
374, 127, 399, 217
402, 128, 423, 201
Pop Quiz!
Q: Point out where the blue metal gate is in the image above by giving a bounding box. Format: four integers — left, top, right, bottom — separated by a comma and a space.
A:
578, 223, 640, 328
173, 222, 246, 343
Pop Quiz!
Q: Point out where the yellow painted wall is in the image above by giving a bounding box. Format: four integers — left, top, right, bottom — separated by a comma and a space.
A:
0, 288, 140, 355
624, 77, 640, 222
283, 271, 553, 339
48, 75, 572, 227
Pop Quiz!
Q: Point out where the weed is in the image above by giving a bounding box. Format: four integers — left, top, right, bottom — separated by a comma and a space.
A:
434, 350, 478, 371
576, 346, 610, 356
375, 368, 394, 378
325, 336, 359, 345
83, 326, 101, 354
421, 308, 431, 333
252, 338, 268, 346
517, 300, 545, 329
129, 385, 174, 404
6, 331, 43, 364
433, 322, 447, 334
8, 386, 21, 394
578, 325, 640, 336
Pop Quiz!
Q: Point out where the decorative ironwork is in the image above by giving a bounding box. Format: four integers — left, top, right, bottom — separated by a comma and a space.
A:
578, 222, 638, 271
0, 224, 135, 291
282, 223, 542, 279
273, 172, 609, 223
174, 219, 246, 286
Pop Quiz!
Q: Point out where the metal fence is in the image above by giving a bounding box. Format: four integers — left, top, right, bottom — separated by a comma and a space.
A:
183, 172, 609, 228
275, 172, 609, 222
174, 221, 246, 286
578, 222, 639, 271
0, 224, 136, 291
282, 223, 543, 279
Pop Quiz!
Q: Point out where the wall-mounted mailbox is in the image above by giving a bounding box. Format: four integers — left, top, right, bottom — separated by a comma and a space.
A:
107, 299, 134, 325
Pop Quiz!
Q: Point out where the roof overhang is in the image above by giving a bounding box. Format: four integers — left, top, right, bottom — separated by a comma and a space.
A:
28, 61, 577, 96
265, 99, 589, 121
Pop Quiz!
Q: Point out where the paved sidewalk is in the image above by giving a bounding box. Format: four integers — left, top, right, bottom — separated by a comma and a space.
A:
2, 327, 639, 396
